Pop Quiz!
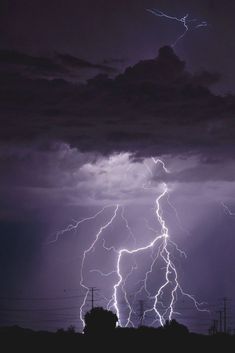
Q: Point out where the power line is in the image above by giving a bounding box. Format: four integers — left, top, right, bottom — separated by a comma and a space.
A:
0, 306, 80, 312
0, 295, 83, 301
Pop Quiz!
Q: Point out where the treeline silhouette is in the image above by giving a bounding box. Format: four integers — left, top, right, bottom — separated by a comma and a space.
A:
1, 307, 234, 351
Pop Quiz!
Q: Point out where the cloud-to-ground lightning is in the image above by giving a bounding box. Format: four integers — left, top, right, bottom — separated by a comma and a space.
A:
105, 159, 207, 327
79, 205, 119, 327
53, 157, 207, 330
146, 8, 208, 47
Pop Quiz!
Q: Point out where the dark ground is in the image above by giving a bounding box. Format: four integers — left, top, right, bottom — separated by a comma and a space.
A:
1, 325, 234, 352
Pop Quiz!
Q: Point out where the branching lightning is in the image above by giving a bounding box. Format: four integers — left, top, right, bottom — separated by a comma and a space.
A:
166, 193, 191, 238
53, 157, 207, 330
121, 206, 137, 247
146, 8, 208, 47
79, 205, 119, 327
48, 205, 114, 244
221, 201, 235, 216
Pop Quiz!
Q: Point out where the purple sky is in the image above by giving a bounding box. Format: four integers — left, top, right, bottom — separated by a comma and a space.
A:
0, 0, 235, 334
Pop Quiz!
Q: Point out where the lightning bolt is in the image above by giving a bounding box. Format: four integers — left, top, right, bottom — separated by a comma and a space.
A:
146, 8, 208, 47
79, 205, 119, 327
166, 193, 191, 238
48, 205, 114, 244
53, 156, 207, 330
106, 159, 207, 328
152, 157, 169, 173
221, 201, 235, 216
121, 206, 137, 247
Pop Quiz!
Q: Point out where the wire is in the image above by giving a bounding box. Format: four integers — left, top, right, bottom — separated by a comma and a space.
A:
0, 295, 83, 301
0, 306, 80, 312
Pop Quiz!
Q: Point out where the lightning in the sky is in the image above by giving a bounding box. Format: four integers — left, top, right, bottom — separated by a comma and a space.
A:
79, 204, 119, 327
105, 160, 207, 327
166, 193, 191, 238
152, 157, 170, 173
121, 206, 137, 247
53, 156, 207, 330
48, 204, 114, 244
221, 201, 235, 216
146, 8, 208, 47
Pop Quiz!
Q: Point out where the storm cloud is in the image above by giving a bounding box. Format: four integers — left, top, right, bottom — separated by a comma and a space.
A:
0, 46, 234, 160
1, 45, 235, 333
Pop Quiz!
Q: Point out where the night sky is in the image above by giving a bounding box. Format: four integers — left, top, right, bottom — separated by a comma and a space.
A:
0, 0, 235, 333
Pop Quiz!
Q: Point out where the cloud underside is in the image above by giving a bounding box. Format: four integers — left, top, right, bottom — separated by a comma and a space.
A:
0, 46, 234, 158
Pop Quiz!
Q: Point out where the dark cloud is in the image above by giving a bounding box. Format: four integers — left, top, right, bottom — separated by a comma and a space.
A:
154, 161, 235, 183
55, 52, 117, 73
0, 49, 116, 82
0, 49, 66, 76
117, 46, 187, 83
191, 70, 221, 87
103, 57, 127, 65
0, 46, 234, 159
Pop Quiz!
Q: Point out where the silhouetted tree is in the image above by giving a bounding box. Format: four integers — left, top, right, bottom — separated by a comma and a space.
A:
67, 325, 76, 334
84, 307, 118, 335
163, 319, 189, 335
56, 328, 65, 335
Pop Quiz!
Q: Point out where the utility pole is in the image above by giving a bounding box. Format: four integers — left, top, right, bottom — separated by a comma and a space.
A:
223, 297, 227, 334
213, 320, 218, 334
89, 287, 99, 309
216, 310, 223, 333
209, 320, 218, 335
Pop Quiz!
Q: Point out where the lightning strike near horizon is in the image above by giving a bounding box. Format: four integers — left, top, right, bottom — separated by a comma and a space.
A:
105, 159, 207, 328
52, 156, 207, 330
79, 204, 119, 327
146, 8, 208, 47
